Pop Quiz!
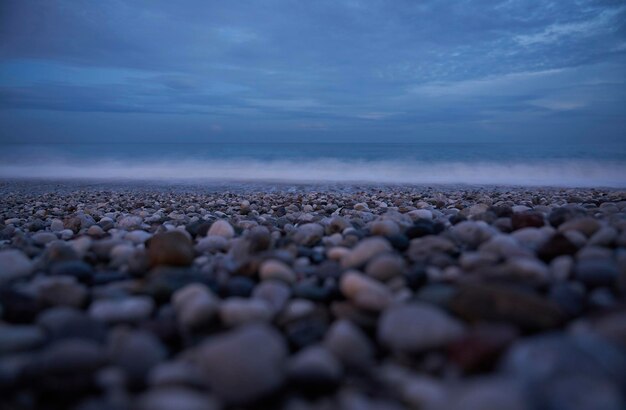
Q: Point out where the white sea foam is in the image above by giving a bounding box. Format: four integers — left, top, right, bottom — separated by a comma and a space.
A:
1, 157, 625, 187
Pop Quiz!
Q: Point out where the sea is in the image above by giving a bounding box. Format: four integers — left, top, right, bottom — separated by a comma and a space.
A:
1, 142, 625, 188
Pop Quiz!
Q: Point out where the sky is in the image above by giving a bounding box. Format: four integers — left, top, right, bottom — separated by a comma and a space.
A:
0, 0, 625, 144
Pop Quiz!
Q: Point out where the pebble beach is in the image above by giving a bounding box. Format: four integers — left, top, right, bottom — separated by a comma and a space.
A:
1, 180, 625, 410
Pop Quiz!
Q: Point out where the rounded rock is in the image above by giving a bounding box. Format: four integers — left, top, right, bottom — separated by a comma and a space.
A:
378, 302, 464, 353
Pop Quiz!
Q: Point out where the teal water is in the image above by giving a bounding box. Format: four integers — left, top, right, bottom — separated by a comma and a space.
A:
1, 142, 625, 187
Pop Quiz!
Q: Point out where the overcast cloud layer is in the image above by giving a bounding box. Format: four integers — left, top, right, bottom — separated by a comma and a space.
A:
0, 0, 625, 143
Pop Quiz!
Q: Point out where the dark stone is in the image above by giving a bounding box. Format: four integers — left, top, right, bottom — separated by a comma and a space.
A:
221, 275, 256, 298
502, 334, 626, 410
548, 283, 586, 318
185, 221, 212, 238
488, 205, 513, 218
406, 220, 436, 239
448, 282, 565, 331
0, 288, 43, 323
387, 234, 410, 251
109, 329, 167, 389
404, 264, 428, 291
548, 206, 586, 228
537, 233, 579, 262
511, 212, 544, 230
37, 307, 107, 343
449, 214, 467, 225
448, 324, 518, 373
248, 226, 271, 252
146, 231, 194, 268
50, 260, 94, 284
574, 258, 619, 288
293, 282, 333, 302
92, 271, 130, 285
22, 340, 106, 396
284, 315, 329, 350
145, 267, 214, 304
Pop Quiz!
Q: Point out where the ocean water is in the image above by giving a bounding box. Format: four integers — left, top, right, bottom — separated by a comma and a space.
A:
0, 142, 625, 187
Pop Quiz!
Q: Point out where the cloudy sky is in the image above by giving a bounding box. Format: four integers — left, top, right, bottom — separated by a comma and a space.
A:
0, 0, 625, 143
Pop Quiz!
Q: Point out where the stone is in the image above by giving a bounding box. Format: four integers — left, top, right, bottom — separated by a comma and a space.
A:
24, 339, 106, 394
370, 220, 401, 237
323, 319, 374, 368
37, 307, 106, 343
448, 282, 565, 331
32, 232, 58, 246
502, 334, 626, 410
293, 223, 324, 246
49, 260, 93, 283
259, 259, 296, 283
172, 284, 219, 330
253, 280, 292, 314
405, 219, 438, 239
207, 219, 235, 239
341, 237, 392, 268
108, 328, 167, 388
340, 271, 392, 311
50, 219, 65, 232
537, 233, 579, 262
219, 297, 273, 326
450, 221, 496, 248
511, 212, 544, 230
147, 231, 195, 267
194, 324, 288, 405
86, 224, 105, 237
365, 253, 406, 281
559, 217, 601, 237
125, 230, 152, 244
574, 258, 619, 288
378, 302, 464, 354
195, 235, 229, 253
429, 378, 529, 410
287, 345, 342, 393
0, 324, 45, 354
447, 324, 518, 373
0, 249, 33, 283
118, 215, 143, 230
31, 276, 88, 308
89, 296, 154, 324
136, 387, 220, 410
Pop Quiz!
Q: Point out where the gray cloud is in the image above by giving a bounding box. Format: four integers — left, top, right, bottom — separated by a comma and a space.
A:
0, 0, 624, 142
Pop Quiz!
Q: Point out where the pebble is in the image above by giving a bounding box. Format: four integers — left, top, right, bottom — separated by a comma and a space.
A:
136, 387, 220, 410
31, 276, 88, 308
0, 324, 45, 354
89, 296, 155, 324
50, 219, 65, 232
0, 249, 33, 283
287, 345, 342, 393
207, 219, 235, 238
253, 280, 292, 314
448, 282, 565, 331
147, 231, 195, 267
108, 328, 167, 388
340, 270, 392, 311
293, 223, 324, 246
259, 259, 296, 283
219, 297, 274, 326
172, 284, 219, 330
323, 319, 374, 368
32, 232, 57, 246
378, 302, 464, 353
574, 258, 619, 288
365, 253, 406, 281
194, 324, 288, 405
341, 237, 392, 268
